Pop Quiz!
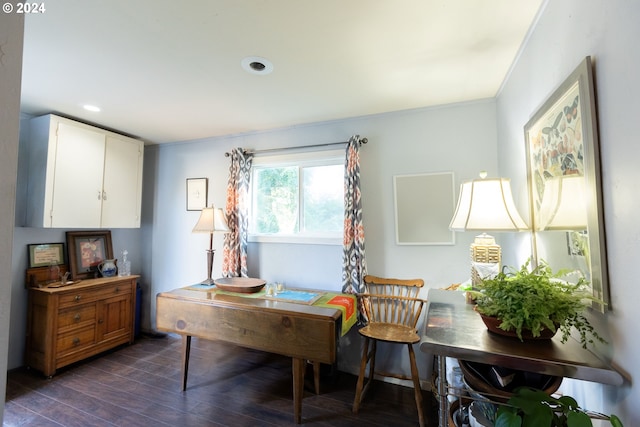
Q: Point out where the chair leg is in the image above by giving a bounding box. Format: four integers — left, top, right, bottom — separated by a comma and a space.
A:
407, 344, 425, 427
367, 340, 377, 384
352, 337, 370, 414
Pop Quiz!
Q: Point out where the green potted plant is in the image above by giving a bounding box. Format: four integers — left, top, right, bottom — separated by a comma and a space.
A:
471, 259, 605, 349
495, 386, 623, 427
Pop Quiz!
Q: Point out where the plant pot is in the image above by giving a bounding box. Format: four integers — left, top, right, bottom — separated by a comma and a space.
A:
474, 307, 558, 340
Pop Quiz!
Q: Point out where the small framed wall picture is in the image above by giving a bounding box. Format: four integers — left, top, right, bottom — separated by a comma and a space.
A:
28, 243, 66, 268
186, 178, 208, 211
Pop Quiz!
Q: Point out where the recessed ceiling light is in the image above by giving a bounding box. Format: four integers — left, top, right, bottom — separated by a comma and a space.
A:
83, 104, 101, 112
241, 56, 274, 75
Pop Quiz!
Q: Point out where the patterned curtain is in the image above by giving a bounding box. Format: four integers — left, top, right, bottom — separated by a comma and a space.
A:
222, 148, 253, 278
342, 135, 367, 297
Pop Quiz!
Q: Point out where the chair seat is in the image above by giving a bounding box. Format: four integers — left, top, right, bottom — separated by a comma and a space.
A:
358, 323, 420, 344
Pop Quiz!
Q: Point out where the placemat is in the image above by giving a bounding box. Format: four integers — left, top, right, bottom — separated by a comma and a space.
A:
185, 284, 321, 305
314, 293, 357, 336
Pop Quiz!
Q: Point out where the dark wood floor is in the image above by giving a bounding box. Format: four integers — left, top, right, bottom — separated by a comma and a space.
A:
4, 333, 439, 426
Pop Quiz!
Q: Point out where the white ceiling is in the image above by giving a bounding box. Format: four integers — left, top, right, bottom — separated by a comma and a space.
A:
21, 0, 543, 144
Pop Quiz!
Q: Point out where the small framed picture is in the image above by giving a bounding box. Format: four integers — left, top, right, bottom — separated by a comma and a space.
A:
27, 243, 66, 268
66, 231, 114, 280
186, 178, 208, 211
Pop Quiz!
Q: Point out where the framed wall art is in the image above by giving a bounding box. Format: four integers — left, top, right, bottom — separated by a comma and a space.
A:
27, 243, 65, 268
393, 172, 456, 245
66, 230, 114, 280
186, 177, 208, 211
524, 56, 609, 311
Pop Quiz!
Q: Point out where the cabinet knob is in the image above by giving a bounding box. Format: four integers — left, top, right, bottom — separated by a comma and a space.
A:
74, 313, 81, 322
102, 191, 107, 201
72, 337, 80, 346
74, 295, 81, 302
114, 287, 120, 293
98, 319, 104, 324
97, 190, 101, 200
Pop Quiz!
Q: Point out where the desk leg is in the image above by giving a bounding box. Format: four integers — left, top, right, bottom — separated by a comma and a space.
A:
181, 335, 191, 391
313, 361, 320, 395
437, 355, 448, 427
292, 357, 305, 424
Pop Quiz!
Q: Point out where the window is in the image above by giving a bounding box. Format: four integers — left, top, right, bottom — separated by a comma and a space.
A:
249, 150, 344, 244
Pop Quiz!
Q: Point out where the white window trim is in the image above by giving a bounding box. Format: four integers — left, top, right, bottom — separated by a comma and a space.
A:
249, 149, 344, 245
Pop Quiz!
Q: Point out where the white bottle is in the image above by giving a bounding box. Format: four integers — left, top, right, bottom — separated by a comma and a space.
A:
119, 250, 131, 276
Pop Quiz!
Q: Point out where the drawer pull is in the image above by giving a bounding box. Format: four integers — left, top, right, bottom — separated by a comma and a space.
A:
114, 287, 120, 293
72, 337, 80, 346
74, 314, 81, 322
74, 295, 81, 302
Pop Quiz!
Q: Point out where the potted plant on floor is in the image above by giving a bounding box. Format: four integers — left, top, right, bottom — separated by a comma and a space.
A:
495, 386, 623, 427
471, 259, 605, 349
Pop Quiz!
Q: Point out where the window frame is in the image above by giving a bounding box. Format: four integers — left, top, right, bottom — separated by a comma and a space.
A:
248, 149, 345, 245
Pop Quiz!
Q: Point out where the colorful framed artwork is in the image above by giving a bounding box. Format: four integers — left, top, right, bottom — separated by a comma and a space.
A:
66, 230, 114, 280
27, 243, 65, 268
186, 177, 208, 211
524, 56, 609, 311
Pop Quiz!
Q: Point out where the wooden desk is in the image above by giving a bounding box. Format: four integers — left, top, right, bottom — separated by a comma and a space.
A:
156, 287, 344, 424
419, 289, 624, 427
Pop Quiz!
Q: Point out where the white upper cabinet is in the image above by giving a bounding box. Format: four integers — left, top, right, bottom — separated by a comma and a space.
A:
26, 114, 144, 228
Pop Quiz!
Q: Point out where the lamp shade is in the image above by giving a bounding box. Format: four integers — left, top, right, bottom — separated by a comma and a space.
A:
192, 206, 230, 233
449, 177, 527, 231
537, 175, 587, 230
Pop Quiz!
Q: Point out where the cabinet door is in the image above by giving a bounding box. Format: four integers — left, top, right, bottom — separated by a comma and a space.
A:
98, 293, 132, 343
50, 122, 105, 228
101, 135, 144, 228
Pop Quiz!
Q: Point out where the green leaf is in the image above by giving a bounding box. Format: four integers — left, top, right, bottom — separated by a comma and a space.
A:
566, 410, 592, 427
609, 414, 624, 427
557, 395, 579, 410
495, 411, 523, 427
522, 408, 553, 427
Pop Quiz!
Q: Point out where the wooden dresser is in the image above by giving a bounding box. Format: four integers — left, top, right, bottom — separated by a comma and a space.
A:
25, 275, 138, 377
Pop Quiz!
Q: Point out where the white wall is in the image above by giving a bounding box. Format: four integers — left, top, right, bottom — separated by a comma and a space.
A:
1, 11, 24, 424
145, 100, 499, 382
497, 0, 639, 421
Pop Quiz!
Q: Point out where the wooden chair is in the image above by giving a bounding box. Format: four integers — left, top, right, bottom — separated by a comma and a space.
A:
352, 275, 427, 427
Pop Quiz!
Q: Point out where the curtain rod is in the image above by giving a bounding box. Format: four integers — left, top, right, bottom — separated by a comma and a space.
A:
224, 137, 368, 157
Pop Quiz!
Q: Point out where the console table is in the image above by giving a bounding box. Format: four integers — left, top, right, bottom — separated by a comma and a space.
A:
156, 286, 355, 424
419, 289, 624, 427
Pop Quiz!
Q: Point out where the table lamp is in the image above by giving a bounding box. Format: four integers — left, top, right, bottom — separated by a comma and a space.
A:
449, 172, 528, 284
192, 206, 230, 285
537, 175, 587, 230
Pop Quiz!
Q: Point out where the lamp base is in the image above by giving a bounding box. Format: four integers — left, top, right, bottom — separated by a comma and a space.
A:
200, 248, 216, 286
470, 236, 501, 285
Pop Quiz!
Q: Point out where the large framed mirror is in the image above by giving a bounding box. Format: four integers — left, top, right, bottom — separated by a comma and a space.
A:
524, 56, 609, 312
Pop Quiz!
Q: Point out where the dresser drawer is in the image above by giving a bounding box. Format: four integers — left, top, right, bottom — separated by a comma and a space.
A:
58, 281, 133, 308
57, 304, 96, 331
56, 325, 96, 356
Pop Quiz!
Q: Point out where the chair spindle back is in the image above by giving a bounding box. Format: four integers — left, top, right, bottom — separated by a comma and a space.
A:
360, 275, 425, 330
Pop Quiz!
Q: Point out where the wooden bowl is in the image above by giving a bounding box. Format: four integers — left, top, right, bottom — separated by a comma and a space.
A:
214, 277, 266, 293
